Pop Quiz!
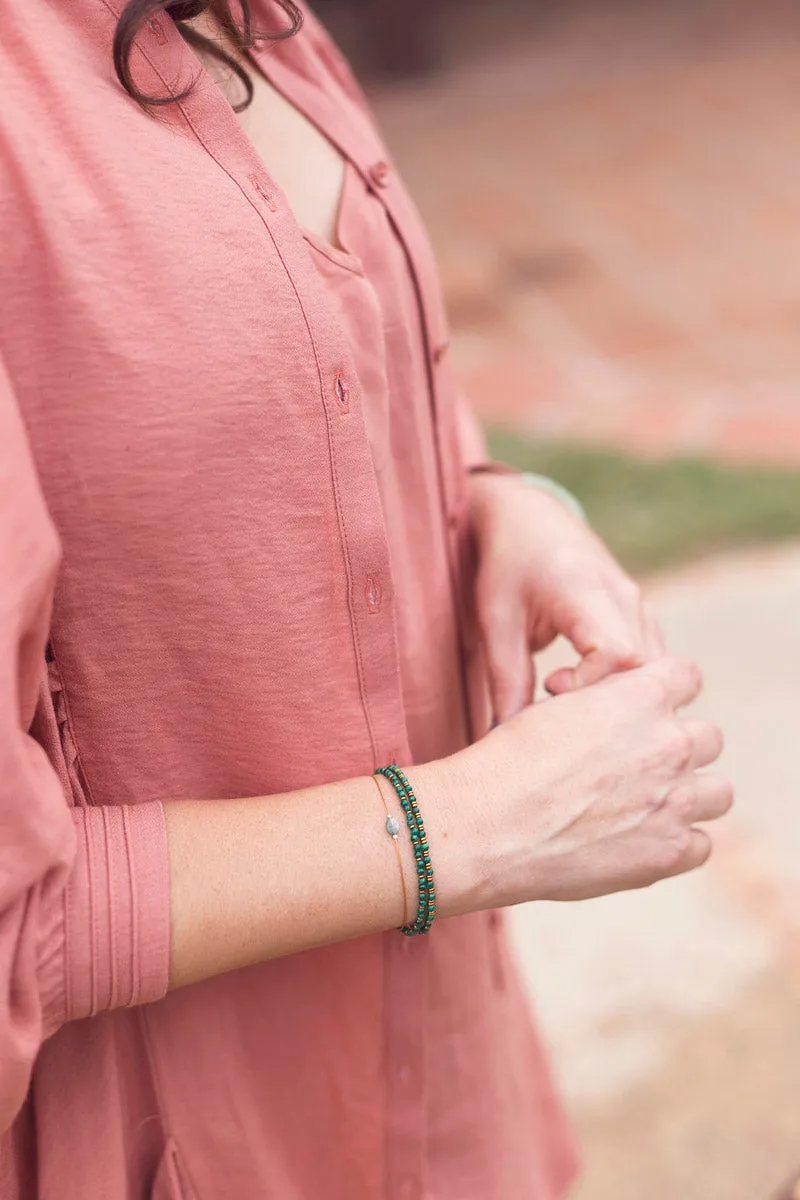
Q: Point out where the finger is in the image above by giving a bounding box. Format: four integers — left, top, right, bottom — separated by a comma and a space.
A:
663, 828, 713, 879
666, 773, 734, 824
636, 656, 703, 711
546, 639, 643, 694
546, 627, 644, 694
479, 595, 535, 724
545, 651, 606, 695
553, 590, 652, 692
641, 599, 666, 660
682, 719, 725, 770
544, 665, 577, 696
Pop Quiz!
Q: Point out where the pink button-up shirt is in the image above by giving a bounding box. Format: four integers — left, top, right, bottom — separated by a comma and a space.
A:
0, 3, 577, 1196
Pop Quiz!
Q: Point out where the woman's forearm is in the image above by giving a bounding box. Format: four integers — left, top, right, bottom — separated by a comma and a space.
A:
164, 764, 456, 990
165, 651, 730, 991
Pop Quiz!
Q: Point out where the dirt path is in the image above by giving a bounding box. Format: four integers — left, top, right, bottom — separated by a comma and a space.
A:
510, 545, 800, 1198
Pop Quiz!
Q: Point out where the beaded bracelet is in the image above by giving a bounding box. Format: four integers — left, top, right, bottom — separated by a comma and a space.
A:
376, 765, 436, 936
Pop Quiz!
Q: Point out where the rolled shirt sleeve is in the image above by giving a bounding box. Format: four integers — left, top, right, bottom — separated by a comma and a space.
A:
0, 358, 171, 1132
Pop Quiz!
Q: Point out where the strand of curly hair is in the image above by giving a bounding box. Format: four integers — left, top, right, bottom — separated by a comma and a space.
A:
113, 0, 302, 111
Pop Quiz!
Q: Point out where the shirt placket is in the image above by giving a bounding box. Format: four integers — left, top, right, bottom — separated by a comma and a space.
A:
129, 10, 410, 753
238, 43, 442, 1200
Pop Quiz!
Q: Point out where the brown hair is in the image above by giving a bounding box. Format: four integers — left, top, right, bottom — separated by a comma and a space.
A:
113, 0, 302, 112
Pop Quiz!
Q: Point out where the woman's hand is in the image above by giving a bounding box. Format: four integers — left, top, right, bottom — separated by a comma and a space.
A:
468, 471, 665, 722
161, 655, 728, 988
424, 656, 730, 911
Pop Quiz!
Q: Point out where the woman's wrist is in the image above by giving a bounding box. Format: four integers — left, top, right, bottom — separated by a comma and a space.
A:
404, 751, 493, 921
467, 462, 586, 525
420, 725, 565, 916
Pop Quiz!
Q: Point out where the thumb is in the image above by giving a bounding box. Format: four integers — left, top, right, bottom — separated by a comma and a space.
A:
479, 593, 535, 724
545, 606, 643, 694
544, 652, 605, 695
545, 643, 642, 695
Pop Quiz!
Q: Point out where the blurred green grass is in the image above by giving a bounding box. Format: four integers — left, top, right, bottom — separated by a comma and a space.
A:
487, 430, 800, 575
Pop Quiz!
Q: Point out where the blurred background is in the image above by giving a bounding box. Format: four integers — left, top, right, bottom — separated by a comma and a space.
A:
317, 1, 800, 1196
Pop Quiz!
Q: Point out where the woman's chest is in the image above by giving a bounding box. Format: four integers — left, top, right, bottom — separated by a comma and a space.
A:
191, 14, 347, 246
0, 35, 345, 532
0, 2, 462, 588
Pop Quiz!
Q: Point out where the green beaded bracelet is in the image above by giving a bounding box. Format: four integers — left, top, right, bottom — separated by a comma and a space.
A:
376, 765, 436, 936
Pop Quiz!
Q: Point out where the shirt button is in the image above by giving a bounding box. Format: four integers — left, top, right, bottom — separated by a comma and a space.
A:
432, 341, 449, 365
399, 1178, 418, 1198
398, 1065, 411, 1084
368, 160, 391, 188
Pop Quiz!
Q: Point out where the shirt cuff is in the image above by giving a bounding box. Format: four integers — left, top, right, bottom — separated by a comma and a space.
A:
41, 801, 171, 1033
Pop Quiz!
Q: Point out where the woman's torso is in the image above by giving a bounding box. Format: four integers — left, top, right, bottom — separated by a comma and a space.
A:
0, 3, 576, 1197
191, 8, 471, 765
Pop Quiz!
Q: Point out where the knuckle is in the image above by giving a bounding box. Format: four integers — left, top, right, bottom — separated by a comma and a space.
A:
621, 644, 646, 669
692, 831, 713, 868
655, 827, 693, 874
604, 639, 642, 670
667, 724, 694, 771
645, 783, 668, 811
674, 826, 695, 859
634, 671, 668, 710
667, 786, 694, 823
